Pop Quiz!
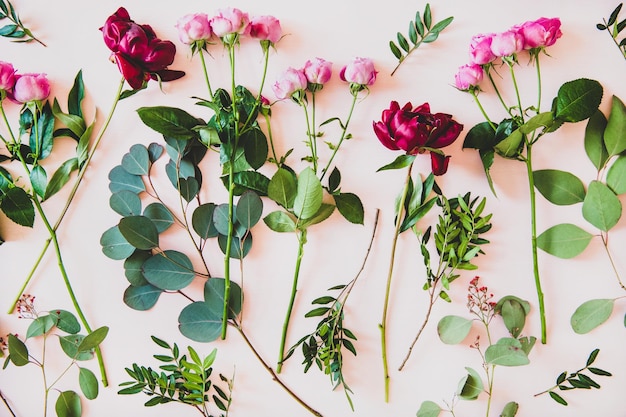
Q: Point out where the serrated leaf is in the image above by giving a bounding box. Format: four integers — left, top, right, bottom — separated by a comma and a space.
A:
584, 110, 609, 170
263, 210, 296, 232
333, 192, 364, 224
293, 167, 322, 220
554, 78, 603, 123
137, 106, 200, 140
604, 95, 626, 156
1, 186, 35, 227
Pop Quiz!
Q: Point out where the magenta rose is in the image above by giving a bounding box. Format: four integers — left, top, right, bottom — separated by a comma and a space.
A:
373, 101, 463, 175
490, 30, 524, 57
340, 57, 377, 86
210, 8, 250, 38
249, 15, 282, 43
101, 7, 185, 89
176, 13, 212, 45
12, 73, 50, 103
469, 33, 496, 65
454, 64, 484, 91
272, 67, 307, 100
0, 61, 16, 92
518, 17, 562, 49
302, 58, 333, 85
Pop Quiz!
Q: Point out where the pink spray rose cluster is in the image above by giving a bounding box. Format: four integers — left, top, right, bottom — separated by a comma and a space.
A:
0, 61, 50, 104
176, 7, 282, 49
454, 17, 562, 91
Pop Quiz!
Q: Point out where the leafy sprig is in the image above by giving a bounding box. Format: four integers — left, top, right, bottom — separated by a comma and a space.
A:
0, 0, 45, 46
597, 3, 626, 60
535, 349, 612, 406
388, 3, 453, 76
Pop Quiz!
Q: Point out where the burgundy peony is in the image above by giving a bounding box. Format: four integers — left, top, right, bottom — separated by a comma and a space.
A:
373, 101, 463, 175
101, 7, 184, 89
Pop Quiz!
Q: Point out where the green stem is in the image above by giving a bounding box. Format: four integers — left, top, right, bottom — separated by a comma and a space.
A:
319, 92, 358, 182
525, 144, 546, 343
276, 229, 307, 373
534, 53, 542, 113
508, 62, 524, 119
398, 286, 436, 371
601, 233, 625, 291
264, 111, 280, 168
379, 162, 413, 402
485, 365, 496, 417
199, 49, 214, 100
472, 91, 497, 131
486, 68, 509, 115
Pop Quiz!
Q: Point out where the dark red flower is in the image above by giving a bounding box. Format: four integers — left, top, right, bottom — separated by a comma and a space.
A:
373, 101, 463, 175
101, 7, 185, 89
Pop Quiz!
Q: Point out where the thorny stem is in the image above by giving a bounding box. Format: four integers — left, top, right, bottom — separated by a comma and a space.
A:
0, 390, 16, 417
601, 233, 625, 291
234, 324, 323, 417
380, 162, 413, 402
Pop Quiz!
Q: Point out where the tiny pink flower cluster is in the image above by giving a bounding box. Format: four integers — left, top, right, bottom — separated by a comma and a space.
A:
454, 17, 562, 91
176, 7, 282, 46
0, 61, 50, 104
272, 57, 377, 100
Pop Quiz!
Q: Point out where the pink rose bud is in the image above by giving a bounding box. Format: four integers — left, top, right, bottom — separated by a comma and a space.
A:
519, 17, 562, 49
210, 7, 250, 38
469, 33, 496, 65
490, 30, 524, 57
272, 67, 307, 100
340, 57, 377, 86
454, 64, 484, 91
0, 61, 16, 92
176, 13, 212, 45
13, 73, 50, 103
303, 58, 333, 85
249, 15, 282, 43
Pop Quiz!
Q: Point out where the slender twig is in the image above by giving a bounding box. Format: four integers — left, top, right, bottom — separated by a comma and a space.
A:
0, 389, 17, 417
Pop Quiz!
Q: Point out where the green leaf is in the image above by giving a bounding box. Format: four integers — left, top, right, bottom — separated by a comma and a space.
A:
389, 40, 402, 60
519, 111, 555, 134
121, 144, 150, 176
123, 284, 162, 311
137, 106, 200, 140
68, 70, 85, 118
204, 278, 243, 319
268, 168, 297, 209
500, 299, 526, 338
293, 167, 323, 220
78, 367, 99, 400
607, 155, 626, 194
118, 216, 159, 250
603, 95, 626, 156
263, 210, 296, 232
377, 154, 415, 171
7, 334, 29, 366
397, 32, 410, 52
416, 400, 442, 417
100, 226, 135, 260
554, 78, 603, 123
52, 310, 81, 334
242, 127, 268, 170
76, 326, 109, 353
55, 391, 81, 417
549, 391, 568, 406
30, 165, 47, 198
582, 180, 622, 231
584, 110, 609, 170
178, 302, 222, 343
537, 223, 593, 259
217, 233, 253, 259
298, 203, 335, 229
52, 99, 85, 138
485, 338, 529, 366
457, 367, 483, 400
437, 315, 472, 344
124, 250, 151, 286
236, 190, 263, 229
494, 129, 524, 158
500, 401, 519, 417
333, 192, 364, 225
108, 165, 145, 194
143, 203, 174, 233
43, 158, 79, 201
26, 315, 56, 338
533, 169, 585, 205
571, 299, 614, 334
1, 186, 35, 227
212, 203, 232, 236
59, 335, 93, 361
143, 250, 195, 291
178, 177, 199, 202
192, 203, 219, 239
109, 190, 142, 217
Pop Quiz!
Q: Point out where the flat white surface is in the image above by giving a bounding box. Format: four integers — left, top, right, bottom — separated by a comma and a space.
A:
1, 1, 625, 416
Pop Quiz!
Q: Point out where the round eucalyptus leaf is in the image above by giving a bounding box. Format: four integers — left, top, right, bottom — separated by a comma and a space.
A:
108, 165, 145, 194
109, 190, 142, 216
500, 402, 519, 417
484, 338, 529, 366
537, 223, 593, 259
571, 298, 614, 334
123, 284, 162, 311
500, 299, 526, 338
457, 367, 483, 400
236, 190, 263, 229
26, 315, 56, 338
147, 142, 164, 162
178, 301, 222, 343
121, 144, 150, 175
100, 226, 135, 260
178, 177, 200, 202
192, 203, 218, 239
582, 181, 622, 231
78, 367, 99, 400
416, 400, 442, 417
123, 250, 151, 286
119, 216, 159, 250
213, 203, 233, 236
142, 250, 195, 291
143, 203, 174, 233
51, 310, 81, 334
55, 391, 81, 417
437, 315, 472, 344
606, 155, 626, 195
204, 278, 243, 319
59, 335, 93, 361
218, 233, 252, 259
533, 169, 585, 205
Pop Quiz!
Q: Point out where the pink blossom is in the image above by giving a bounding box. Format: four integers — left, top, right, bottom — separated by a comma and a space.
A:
272, 67, 307, 100
210, 7, 250, 38
0, 61, 16, 92
518, 17, 562, 49
454, 64, 484, 91
249, 15, 282, 43
176, 13, 212, 45
490, 30, 524, 57
340, 57, 377, 86
13, 73, 50, 103
469, 33, 496, 65
302, 58, 333, 85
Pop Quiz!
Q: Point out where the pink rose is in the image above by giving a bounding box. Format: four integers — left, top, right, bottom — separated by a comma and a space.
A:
469, 33, 496, 65
302, 58, 332, 85
210, 8, 250, 38
272, 67, 307, 100
519, 17, 562, 49
176, 13, 212, 45
13, 73, 50, 103
340, 57, 377, 86
0, 61, 16, 92
249, 15, 282, 43
454, 64, 484, 91
490, 30, 524, 57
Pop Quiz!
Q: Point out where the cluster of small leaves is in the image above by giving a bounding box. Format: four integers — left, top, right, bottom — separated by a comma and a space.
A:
388, 3, 454, 75
597, 3, 626, 60
0, 0, 45, 45
2, 305, 108, 417
0, 71, 93, 230
536, 348, 612, 406
119, 336, 231, 415
285, 285, 358, 410
532, 95, 626, 333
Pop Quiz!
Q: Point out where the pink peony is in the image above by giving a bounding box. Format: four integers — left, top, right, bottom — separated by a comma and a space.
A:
210, 7, 250, 38
518, 17, 562, 49
469, 33, 496, 65
340, 57, 377, 86
249, 15, 282, 43
0, 61, 16, 92
176, 13, 212, 45
13, 73, 50, 103
272, 67, 307, 100
490, 30, 524, 57
302, 58, 333, 85
454, 64, 484, 91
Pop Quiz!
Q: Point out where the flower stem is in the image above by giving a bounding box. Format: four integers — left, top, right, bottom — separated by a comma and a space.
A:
319, 92, 358, 182
199, 50, 214, 100
472, 91, 497, 131
276, 229, 307, 373
380, 162, 413, 402
0, 390, 17, 417
398, 286, 436, 371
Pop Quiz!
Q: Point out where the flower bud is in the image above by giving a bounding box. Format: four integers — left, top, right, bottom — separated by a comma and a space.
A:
340, 57, 377, 87
0, 61, 16, 92
13, 73, 50, 103
176, 13, 212, 45
490, 30, 524, 57
249, 15, 282, 43
272, 67, 307, 100
454, 64, 484, 91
